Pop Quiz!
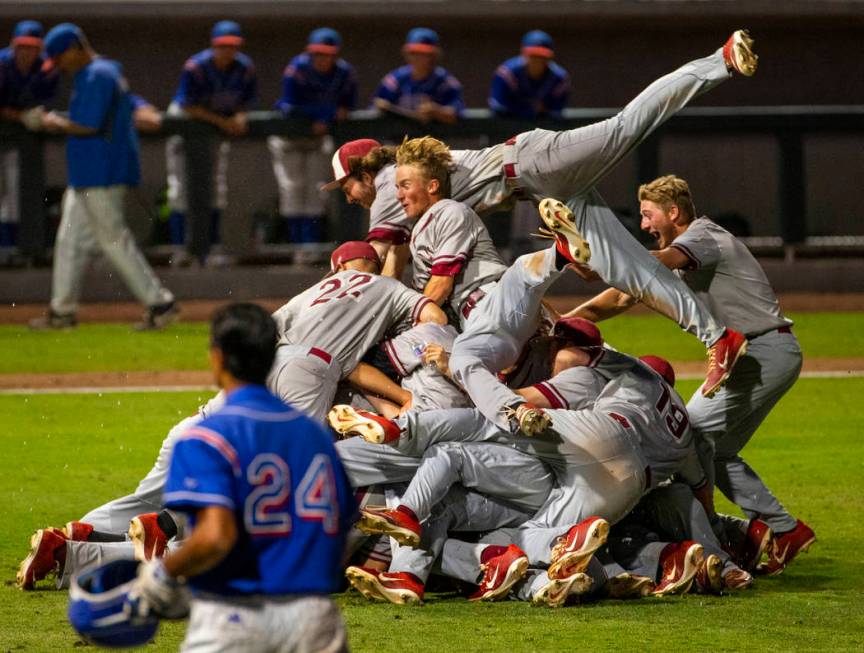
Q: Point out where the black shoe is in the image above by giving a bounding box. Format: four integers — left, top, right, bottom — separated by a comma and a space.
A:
29, 311, 77, 330
134, 301, 179, 331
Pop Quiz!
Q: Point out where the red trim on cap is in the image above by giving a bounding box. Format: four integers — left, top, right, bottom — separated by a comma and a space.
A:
13, 36, 43, 47
522, 46, 554, 58
307, 44, 339, 55
212, 35, 243, 46
403, 43, 439, 54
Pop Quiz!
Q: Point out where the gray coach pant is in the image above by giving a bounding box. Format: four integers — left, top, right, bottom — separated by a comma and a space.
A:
51, 186, 174, 315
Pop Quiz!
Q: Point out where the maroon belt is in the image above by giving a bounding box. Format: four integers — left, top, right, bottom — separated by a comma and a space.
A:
460, 289, 487, 320
309, 347, 332, 364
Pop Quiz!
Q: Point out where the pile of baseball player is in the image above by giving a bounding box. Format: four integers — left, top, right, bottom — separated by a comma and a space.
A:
18, 29, 816, 613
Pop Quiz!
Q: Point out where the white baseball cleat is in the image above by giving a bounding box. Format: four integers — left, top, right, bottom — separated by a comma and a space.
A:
532, 572, 593, 608
504, 402, 552, 437
327, 405, 400, 444
548, 516, 609, 579
537, 198, 591, 265
345, 566, 424, 605
723, 29, 758, 77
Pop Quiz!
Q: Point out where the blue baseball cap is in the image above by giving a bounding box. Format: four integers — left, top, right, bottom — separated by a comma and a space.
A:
307, 27, 341, 55
44, 23, 84, 60
521, 30, 554, 58
12, 20, 44, 47
404, 27, 440, 54
211, 20, 243, 46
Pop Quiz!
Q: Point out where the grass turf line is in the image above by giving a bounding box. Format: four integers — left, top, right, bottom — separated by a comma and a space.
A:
1, 313, 863, 375
1, 380, 863, 651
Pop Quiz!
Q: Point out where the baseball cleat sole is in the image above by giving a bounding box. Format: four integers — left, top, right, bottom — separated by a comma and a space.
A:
538, 198, 591, 265
548, 518, 609, 579
724, 29, 758, 77
532, 572, 593, 608
355, 508, 421, 548
327, 405, 387, 444
345, 567, 422, 605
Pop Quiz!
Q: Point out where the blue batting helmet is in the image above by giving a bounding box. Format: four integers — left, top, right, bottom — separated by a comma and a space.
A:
68, 560, 159, 649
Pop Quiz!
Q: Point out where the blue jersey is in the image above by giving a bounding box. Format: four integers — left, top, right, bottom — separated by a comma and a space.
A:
0, 47, 59, 109
489, 56, 570, 119
67, 58, 139, 188
374, 64, 464, 115
164, 385, 356, 597
173, 49, 257, 116
275, 52, 357, 124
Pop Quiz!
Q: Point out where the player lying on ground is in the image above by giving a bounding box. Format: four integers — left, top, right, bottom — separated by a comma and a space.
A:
567, 174, 815, 575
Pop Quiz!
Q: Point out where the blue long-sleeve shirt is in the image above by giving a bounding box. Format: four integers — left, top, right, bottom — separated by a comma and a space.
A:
274, 52, 357, 123
488, 55, 570, 119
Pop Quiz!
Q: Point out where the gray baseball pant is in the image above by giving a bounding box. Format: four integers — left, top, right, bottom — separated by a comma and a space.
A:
267, 345, 343, 423
510, 49, 733, 347
267, 135, 331, 218
449, 246, 565, 431
50, 186, 174, 315
687, 329, 802, 533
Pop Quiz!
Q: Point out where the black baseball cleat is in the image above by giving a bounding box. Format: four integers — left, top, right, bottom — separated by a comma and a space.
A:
134, 301, 179, 331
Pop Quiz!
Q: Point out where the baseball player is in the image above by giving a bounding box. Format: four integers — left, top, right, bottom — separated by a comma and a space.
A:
125, 303, 356, 652
269, 240, 447, 422
268, 28, 357, 246
395, 136, 507, 324
324, 31, 759, 394
488, 30, 570, 120
373, 27, 464, 125
0, 20, 59, 249
28, 23, 177, 332
569, 174, 814, 574
165, 20, 256, 262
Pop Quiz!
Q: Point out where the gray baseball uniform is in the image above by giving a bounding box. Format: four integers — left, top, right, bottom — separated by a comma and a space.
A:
366, 48, 733, 347
408, 198, 506, 322
449, 245, 566, 431
269, 270, 432, 421
670, 217, 801, 533
381, 322, 470, 411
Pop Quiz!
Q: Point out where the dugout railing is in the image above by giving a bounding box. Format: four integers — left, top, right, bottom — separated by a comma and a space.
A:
2, 105, 862, 264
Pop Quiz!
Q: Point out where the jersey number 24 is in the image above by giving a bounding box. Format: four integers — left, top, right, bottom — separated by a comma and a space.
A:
244, 453, 340, 536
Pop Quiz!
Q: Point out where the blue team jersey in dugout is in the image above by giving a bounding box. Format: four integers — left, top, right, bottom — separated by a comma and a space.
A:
0, 47, 59, 109
275, 52, 357, 123
173, 49, 257, 116
164, 385, 357, 597
489, 55, 570, 119
67, 58, 139, 188
374, 64, 464, 114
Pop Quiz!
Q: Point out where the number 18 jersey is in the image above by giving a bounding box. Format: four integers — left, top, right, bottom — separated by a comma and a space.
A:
164, 384, 357, 596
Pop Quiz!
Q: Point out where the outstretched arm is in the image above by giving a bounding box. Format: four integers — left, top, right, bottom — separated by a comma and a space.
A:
347, 362, 412, 408
563, 287, 638, 322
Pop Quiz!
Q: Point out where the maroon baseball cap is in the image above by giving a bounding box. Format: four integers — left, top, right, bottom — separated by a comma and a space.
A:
321, 139, 382, 191
553, 316, 603, 348
330, 241, 380, 272
640, 355, 676, 387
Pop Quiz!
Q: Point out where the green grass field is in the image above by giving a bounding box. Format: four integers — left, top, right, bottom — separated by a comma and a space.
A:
1, 312, 862, 375
1, 316, 863, 651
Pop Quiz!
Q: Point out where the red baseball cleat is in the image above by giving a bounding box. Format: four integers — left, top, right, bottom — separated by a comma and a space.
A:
356, 506, 421, 548
531, 572, 592, 608
129, 513, 169, 561
469, 544, 529, 602
652, 541, 704, 596
740, 519, 773, 571
756, 520, 816, 576
606, 573, 655, 599
345, 566, 424, 605
703, 329, 748, 398
63, 521, 94, 542
723, 567, 754, 591
16, 528, 67, 590
547, 516, 609, 579
693, 553, 723, 595
722, 29, 758, 77
537, 198, 592, 265
327, 405, 400, 444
